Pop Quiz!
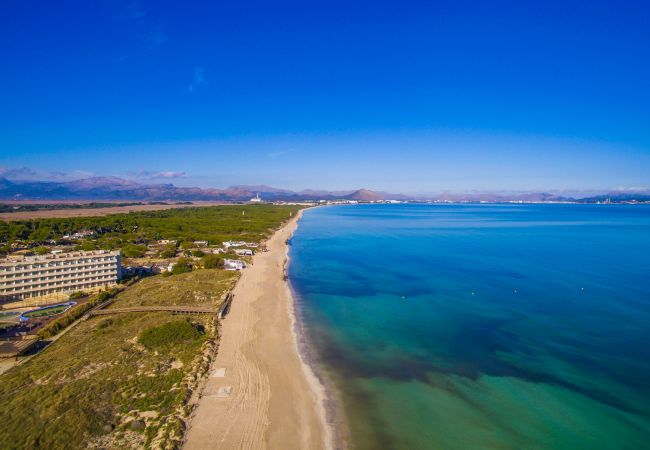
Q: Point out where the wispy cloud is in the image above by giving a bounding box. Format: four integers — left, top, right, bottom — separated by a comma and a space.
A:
187, 67, 209, 93
146, 28, 167, 49
267, 148, 296, 158
611, 186, 649, 193
69, 170, 96, 179
129, 170, 187, 180
0, 166, 188, 183
0, 166, 38, 179
0, 167, 95, 181
126, 1, 147, 19
111, 1, 167, 53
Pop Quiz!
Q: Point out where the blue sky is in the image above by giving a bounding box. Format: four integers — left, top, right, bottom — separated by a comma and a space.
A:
1, 0, 649, 192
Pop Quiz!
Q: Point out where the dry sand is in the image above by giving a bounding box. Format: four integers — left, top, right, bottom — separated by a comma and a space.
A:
183, 211, 332, 450
0, 201, 226, 221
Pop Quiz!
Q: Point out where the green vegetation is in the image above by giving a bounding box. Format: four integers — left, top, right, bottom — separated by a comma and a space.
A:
77, 240, 97, 251
159, 243, 177, 258
0, 270, 237, 449
138, 319, 203, 352
171, 257, 192, 275
33, 245, 50, 255
69, 291, 87, 299
96, 318, 113, 330
21, 304, 70, 319
106, 269, 237, 309
0, 204, 301, 247
0, 202, 148, 213
38, 290, 116, 339
121, 243, 147, 258
0, 205, 294, 448
201, 253, 225, 269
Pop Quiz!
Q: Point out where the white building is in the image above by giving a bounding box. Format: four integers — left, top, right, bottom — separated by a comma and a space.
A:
0, 250, 121, 302
223, 240, 246, 249
234, 249, 253, 256
250, 193, 262, 203
224, 259, 246, 271
63, 230, 95, 240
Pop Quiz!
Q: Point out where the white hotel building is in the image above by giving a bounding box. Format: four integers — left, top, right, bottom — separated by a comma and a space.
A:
0, 250, 122, 302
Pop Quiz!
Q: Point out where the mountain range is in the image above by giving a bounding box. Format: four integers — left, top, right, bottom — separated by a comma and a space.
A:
0, 176, 648, 203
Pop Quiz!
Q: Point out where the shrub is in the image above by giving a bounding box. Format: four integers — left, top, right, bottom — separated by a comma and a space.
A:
38, 289, 117, 339
202, 254, 224, 269
98, 318, 113, 328
138, 320, 202, 351
80, 241, 97, 251
95, 318, 113, 330
159, 243, 177, 258
121, 244, 147, 258
171, 258, 192, 275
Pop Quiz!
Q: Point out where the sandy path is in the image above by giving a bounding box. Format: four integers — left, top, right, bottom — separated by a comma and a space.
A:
183, 212, 330, 450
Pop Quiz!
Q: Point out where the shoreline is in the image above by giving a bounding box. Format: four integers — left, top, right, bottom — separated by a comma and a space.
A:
183, 210, 334, 449
283, 213, 337, 450
288, 277, 351, 450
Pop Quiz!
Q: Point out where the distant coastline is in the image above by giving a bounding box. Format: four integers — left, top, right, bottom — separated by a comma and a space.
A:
2, 175, 649, 205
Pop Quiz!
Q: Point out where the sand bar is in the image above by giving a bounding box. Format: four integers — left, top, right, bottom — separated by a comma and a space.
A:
183, 211, 331, 450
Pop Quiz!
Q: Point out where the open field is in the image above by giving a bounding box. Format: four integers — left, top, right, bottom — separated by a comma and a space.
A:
107, 270, 238, 309
0, 269, 237, 449
0, 201, 226, 221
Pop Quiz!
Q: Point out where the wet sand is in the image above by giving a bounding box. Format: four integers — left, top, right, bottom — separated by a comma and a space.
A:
183, 211, 331, 450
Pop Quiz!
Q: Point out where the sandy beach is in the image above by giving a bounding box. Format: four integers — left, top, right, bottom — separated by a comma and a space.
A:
183, 211, 331, 450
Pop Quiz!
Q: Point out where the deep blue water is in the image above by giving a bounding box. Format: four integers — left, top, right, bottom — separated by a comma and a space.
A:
288, 204, 650, 450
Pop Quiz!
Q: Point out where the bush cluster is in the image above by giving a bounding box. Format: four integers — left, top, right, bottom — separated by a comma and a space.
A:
38, 290, 117, 339
201, 253, 225, 269
0, 204, 301, 246
138, 319, 202, 351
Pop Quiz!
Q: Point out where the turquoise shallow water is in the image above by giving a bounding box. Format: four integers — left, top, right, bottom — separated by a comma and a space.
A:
288, 204, 650, 450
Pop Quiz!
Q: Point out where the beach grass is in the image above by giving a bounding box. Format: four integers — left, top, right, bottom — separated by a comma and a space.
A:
0, 269, 237, 449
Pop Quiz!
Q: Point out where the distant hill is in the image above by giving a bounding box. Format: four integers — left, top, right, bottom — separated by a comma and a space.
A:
577, 191, 650, 203
0, 176, 647, 203
343, 189, 409, 201
0, 177, 408, 202
346, 189, 383, 201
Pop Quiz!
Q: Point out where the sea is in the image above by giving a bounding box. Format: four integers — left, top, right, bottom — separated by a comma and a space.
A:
288, 204, 650, 450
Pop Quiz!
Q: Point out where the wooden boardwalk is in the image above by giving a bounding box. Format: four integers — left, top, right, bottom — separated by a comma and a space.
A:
0, 337, 39, 358
90, 306, 218, 316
